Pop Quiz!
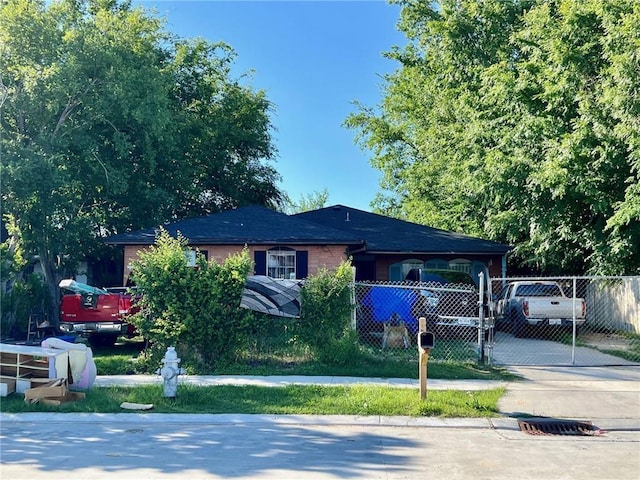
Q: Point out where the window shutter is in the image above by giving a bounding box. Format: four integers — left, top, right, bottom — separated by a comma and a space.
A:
295, 251, 308, 279
254, 251, 266, 275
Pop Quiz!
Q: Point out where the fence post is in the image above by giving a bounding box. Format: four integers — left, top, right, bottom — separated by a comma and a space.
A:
571, 276, 577, 365
477, 272, 485, 363
418, 316, 429, 400
350, 267, 357, 330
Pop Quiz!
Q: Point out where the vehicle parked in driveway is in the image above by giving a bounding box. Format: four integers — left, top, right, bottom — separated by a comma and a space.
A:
495, 281, 586, 337
58, 279, 137, 347
404, 269, 487, 334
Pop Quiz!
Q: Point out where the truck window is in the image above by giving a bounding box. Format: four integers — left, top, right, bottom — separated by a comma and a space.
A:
515, 284, 562, 297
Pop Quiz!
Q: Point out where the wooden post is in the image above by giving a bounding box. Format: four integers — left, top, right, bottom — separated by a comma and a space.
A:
418, 317, 428, 400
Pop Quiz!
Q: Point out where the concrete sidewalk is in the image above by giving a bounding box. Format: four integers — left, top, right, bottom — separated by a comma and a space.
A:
90, 365, 640, 430
93, 373, 505, 390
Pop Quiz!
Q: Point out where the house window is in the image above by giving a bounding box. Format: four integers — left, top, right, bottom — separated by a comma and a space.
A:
184, 249, 209, 266
425, 259, 449, 270
389, 259, 424, 281
425, 258, 472, 273
448, 259, 472, 273
254, 249, 308, 279
185, 250, 197, 267
267, 248, 296, 279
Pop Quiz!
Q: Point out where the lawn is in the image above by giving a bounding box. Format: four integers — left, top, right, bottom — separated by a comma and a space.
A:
0, 337, 511, 417
91, 338, 518, 380
0, 383, 506, 417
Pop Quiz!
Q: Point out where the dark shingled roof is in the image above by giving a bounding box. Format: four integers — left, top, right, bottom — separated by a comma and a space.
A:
106, 204, 510, 255
106, 205, 363, 246
294, 205, 510, 255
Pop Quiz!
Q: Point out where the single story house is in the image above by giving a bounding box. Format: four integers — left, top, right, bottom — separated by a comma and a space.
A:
105, 204, 510, 285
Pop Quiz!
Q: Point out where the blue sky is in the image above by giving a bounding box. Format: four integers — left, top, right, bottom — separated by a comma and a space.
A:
141, 1, 406, 212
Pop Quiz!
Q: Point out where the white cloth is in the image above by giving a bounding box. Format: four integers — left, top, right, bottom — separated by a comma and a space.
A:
41, 338, 96, 389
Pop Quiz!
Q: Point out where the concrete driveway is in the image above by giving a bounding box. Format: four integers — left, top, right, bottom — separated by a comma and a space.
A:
489, 331, 638, 366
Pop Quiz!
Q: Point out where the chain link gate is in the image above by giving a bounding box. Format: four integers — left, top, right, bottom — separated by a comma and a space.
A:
353, 276, 640, 368
487, 276, 640, 367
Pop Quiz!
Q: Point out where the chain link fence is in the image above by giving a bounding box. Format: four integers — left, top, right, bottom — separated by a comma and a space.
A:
488, 276, 640, 366
353, 281, 488, 364
233, 275, 640, 369
352, 276, 640, 367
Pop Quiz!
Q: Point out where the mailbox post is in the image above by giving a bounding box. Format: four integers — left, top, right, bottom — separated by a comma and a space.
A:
417, 317, 435, 400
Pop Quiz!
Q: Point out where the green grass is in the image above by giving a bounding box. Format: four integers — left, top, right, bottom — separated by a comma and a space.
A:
0, 384, 505, 417
3, 337, 511, 418
599, 346, 640, 363
90, 338, 517, 380
597, 331, 640, 363
91, 339, 146, 375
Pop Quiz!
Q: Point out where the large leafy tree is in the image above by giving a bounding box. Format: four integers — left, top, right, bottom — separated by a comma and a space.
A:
347, 0, 640, 274
0, 0, 282, 317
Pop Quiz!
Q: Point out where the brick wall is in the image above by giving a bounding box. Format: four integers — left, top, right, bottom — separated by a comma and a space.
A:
121, 244, 349, 285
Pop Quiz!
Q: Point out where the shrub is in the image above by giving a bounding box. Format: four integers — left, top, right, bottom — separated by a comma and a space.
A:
128, 229, 253, 371
296, 261, 360, 365
0, 273, 52, 336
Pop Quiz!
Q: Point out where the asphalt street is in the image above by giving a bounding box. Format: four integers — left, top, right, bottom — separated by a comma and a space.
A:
1, 366, 639, 480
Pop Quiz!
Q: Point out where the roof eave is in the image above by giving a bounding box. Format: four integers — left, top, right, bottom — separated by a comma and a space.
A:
107, 239, 364, 247
360, 249, 511, 255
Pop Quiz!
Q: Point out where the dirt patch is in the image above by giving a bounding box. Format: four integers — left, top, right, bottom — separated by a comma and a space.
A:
580, 331, 635, 352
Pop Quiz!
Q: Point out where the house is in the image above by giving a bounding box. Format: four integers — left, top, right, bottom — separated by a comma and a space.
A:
105, 204, 510, 285
295, 205, 510, 282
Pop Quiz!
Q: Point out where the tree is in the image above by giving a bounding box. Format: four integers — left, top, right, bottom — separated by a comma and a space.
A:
281, 188, 330, 214
346, 0, 640, 274
0, 0, 283, 320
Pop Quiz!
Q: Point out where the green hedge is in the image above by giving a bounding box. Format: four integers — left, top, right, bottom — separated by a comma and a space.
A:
295, 261, 360, 365
129, 229, 358, 372
129, 230, 253, 371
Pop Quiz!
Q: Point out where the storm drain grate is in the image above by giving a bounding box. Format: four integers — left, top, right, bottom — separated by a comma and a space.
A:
518, 419, 599, 436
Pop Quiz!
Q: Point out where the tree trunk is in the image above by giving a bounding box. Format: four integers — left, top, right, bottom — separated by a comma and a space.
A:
38, 248, 61, 327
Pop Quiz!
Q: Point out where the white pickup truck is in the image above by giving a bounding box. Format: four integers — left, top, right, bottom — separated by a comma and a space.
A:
495, 281, 586, 337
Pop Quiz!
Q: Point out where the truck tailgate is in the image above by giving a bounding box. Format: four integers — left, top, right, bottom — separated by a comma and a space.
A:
526, 298, 582, 319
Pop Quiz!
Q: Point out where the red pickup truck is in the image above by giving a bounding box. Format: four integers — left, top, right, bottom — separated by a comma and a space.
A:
58, 279, 137, 346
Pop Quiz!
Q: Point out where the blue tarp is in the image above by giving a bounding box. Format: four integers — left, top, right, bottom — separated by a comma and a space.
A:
361, 286, 437, 335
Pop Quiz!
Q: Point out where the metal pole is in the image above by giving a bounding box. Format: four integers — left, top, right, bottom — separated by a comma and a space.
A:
486, 276, 494, 365
571, 276, 577, 365
418, 316, 428, 400
477, 272, 485, 363
350, 267, 357, 330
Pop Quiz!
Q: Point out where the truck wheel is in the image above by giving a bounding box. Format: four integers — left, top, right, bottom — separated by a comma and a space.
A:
509, 310, 527, 338
506, 310, 517, 336
512, 315, 529, 338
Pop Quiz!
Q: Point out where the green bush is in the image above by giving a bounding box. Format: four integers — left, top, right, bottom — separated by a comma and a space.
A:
0, 273, 52, 336
296, 261, 360, 365
128, 232, 360, 372
128, 229, 253, 371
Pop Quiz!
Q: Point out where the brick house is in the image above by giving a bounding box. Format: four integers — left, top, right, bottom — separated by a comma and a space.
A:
105, 204, 510, 285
